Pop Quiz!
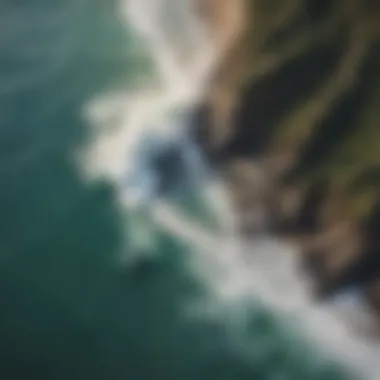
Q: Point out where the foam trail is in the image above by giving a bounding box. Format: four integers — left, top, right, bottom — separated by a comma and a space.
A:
84, 0, 217, 184
127, 197, 380, 380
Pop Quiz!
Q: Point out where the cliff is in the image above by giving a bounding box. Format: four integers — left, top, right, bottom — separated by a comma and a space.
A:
194, 0, 380, 320
193, 0, 251, 149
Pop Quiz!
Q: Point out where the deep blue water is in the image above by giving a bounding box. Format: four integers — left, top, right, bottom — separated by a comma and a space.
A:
0, 2, 360, 380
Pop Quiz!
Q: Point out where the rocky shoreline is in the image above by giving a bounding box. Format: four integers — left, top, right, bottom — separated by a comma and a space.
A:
192, 0, 380, 334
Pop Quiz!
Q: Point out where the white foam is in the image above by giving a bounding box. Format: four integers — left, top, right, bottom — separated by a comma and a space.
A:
131, 195, 380, 379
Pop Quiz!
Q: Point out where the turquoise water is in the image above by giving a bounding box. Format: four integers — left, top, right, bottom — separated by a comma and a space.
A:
0, 2, 361, 379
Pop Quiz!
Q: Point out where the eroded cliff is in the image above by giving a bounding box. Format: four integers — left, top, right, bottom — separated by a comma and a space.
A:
194, 0, 380, 323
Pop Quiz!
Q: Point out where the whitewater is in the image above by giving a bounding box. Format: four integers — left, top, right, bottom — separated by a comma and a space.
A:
83, 1, 380, 379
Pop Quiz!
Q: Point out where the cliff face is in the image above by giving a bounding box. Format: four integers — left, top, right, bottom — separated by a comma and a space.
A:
194, 0, 380, 319
195, 0, 247, 54
194, 0, 314, 152
194, 0, 251, 149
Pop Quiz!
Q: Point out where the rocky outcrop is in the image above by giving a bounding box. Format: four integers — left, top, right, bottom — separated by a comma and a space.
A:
193, 0, 251, 149
193, 0, 380, 324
